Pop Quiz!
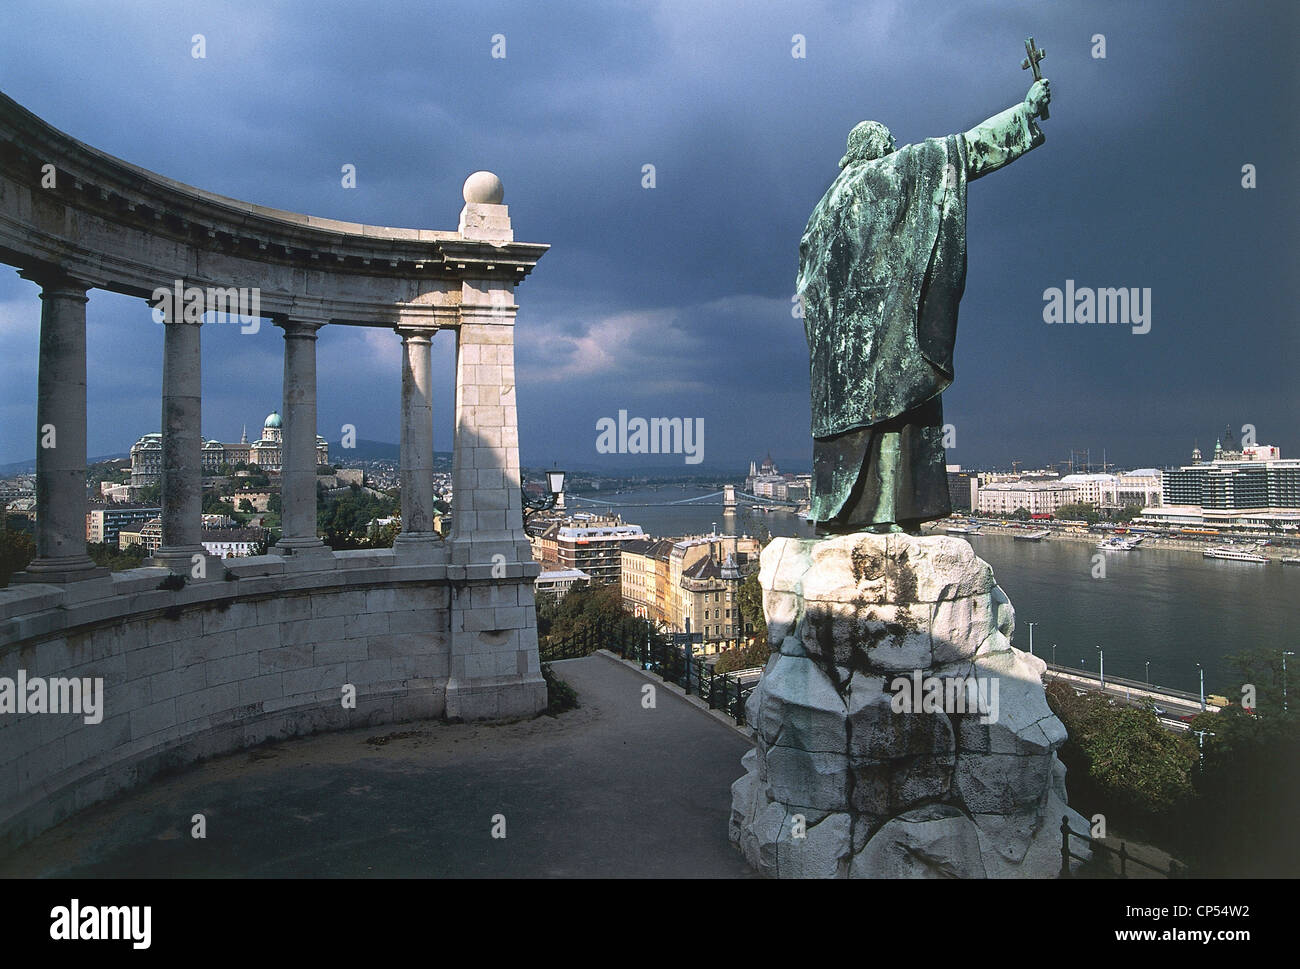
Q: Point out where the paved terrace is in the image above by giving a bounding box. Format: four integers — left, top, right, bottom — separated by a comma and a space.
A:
0, 655, 756, 878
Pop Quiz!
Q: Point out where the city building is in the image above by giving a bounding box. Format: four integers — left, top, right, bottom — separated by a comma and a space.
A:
621, 531, 761, 652
1058, 473, 1116, 508
975, 479, 1077, 516
534, 569, 591, 601
1141, 443, 1300, 530
621, 537, 675, 620
744, 453, 811, 502
85, 505, 162, 545
130, 411, 328, 486
201, 527, 264, 558
1109, 469, 1162, 509
946, 465, 973, 512
118, 517, 163, 553
527, 512, 627, 572
554, 523, 646, 586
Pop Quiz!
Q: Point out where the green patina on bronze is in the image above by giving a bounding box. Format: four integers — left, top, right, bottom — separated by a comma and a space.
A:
798, 73, 1051, 533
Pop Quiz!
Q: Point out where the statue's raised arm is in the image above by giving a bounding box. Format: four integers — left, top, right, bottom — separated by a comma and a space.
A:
964, 78, 1051, 181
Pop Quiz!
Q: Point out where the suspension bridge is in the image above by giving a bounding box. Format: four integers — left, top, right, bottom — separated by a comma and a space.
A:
564, 483, 805, 512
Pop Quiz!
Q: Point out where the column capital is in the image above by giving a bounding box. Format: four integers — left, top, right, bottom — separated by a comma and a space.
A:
394, 324, 438, 342
18, 267, 92, 299
274, 317, 327, 337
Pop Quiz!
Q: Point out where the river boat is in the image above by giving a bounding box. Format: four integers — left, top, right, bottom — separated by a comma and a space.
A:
1203, 545, 1268, 563
1014, 529, 1051, 542
1096, 537, 1139, 551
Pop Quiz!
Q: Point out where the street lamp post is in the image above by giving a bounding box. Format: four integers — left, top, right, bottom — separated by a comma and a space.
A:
1197, 662, 1205, 712
1027, 621, 1037, 657
1283, 651, 1295, 714
1096, 644, 1104, 688
1192, 729, 1215, 770
1052, 643, 1057, 667
521, 467, 567, 520
1145, 660, 1150, 688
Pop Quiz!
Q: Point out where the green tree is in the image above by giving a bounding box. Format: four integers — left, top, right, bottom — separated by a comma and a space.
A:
1178, 702, 1300, 875
536, 583, 652, 653
202, 494, 237, 518
735, 571, 767, 643
1045, 680, 1196, 836
0, 525, 36, 587
86, 541, 148, 573
713, 639, 772, 674
1056, 502, 1100, 524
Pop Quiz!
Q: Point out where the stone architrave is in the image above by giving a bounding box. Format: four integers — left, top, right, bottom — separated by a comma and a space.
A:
730, 531, 1090, 878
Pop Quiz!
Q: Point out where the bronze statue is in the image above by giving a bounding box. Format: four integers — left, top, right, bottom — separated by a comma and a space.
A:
798, 55, 1052, 535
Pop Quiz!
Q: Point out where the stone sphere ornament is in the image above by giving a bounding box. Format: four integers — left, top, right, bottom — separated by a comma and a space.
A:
462, 171, 504, 205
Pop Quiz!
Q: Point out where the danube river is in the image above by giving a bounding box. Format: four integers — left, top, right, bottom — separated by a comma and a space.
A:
567, 486, 1298, 697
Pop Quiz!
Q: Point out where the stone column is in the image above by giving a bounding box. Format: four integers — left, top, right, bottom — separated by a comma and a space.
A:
14, 270, 105, 583
274, 318, 330, 558
393, 326, 438, 557
150, 299, 207, 571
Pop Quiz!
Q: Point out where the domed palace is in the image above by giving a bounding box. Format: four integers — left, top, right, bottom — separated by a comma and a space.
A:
131, 411, 328, 485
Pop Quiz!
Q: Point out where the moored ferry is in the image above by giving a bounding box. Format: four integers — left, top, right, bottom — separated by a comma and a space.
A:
1203, 545, 1268, 563
1096, 536, 1140, 551
1014, 529, 1051, 541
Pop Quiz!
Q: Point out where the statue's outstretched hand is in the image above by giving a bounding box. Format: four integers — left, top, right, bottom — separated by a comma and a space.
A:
1026, 78, 1051, 118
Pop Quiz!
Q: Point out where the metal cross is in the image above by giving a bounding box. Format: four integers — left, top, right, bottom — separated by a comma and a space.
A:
1021, 36, 1050, 119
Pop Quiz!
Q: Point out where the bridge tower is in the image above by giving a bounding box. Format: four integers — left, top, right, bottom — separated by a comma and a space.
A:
723, 483, 737, 510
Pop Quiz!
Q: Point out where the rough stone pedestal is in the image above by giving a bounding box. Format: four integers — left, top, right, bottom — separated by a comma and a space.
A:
729, 532, 1089, 878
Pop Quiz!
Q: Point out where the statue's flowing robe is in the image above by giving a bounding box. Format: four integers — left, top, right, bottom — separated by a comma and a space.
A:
797, 103, 1044, 527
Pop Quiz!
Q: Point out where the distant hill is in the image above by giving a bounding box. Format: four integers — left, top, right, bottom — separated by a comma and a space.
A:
328, 438, 453, 466
0, 452, 128, 475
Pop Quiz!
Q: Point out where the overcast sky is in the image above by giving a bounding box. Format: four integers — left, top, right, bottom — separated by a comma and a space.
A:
1, 0, 1296, 472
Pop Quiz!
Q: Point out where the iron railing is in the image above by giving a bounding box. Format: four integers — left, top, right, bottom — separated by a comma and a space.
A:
1059, 816, 1184, 878
538, 620, 763, 726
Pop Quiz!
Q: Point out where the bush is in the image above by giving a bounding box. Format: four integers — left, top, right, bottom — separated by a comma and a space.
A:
0, 525, 36, 587
541, 663, 579, 715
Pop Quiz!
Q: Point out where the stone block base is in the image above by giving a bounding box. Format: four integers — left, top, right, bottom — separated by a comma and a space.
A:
730, 531, 1090, 878
445, 674, 547, 721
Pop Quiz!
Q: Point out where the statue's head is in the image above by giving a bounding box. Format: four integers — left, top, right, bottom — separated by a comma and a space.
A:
839, 121, 896, 168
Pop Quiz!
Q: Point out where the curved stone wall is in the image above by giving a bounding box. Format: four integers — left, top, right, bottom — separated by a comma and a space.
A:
0, 552, 541, 856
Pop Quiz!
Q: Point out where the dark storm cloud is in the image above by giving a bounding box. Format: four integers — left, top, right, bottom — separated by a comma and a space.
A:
0, 0, 1295, 470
